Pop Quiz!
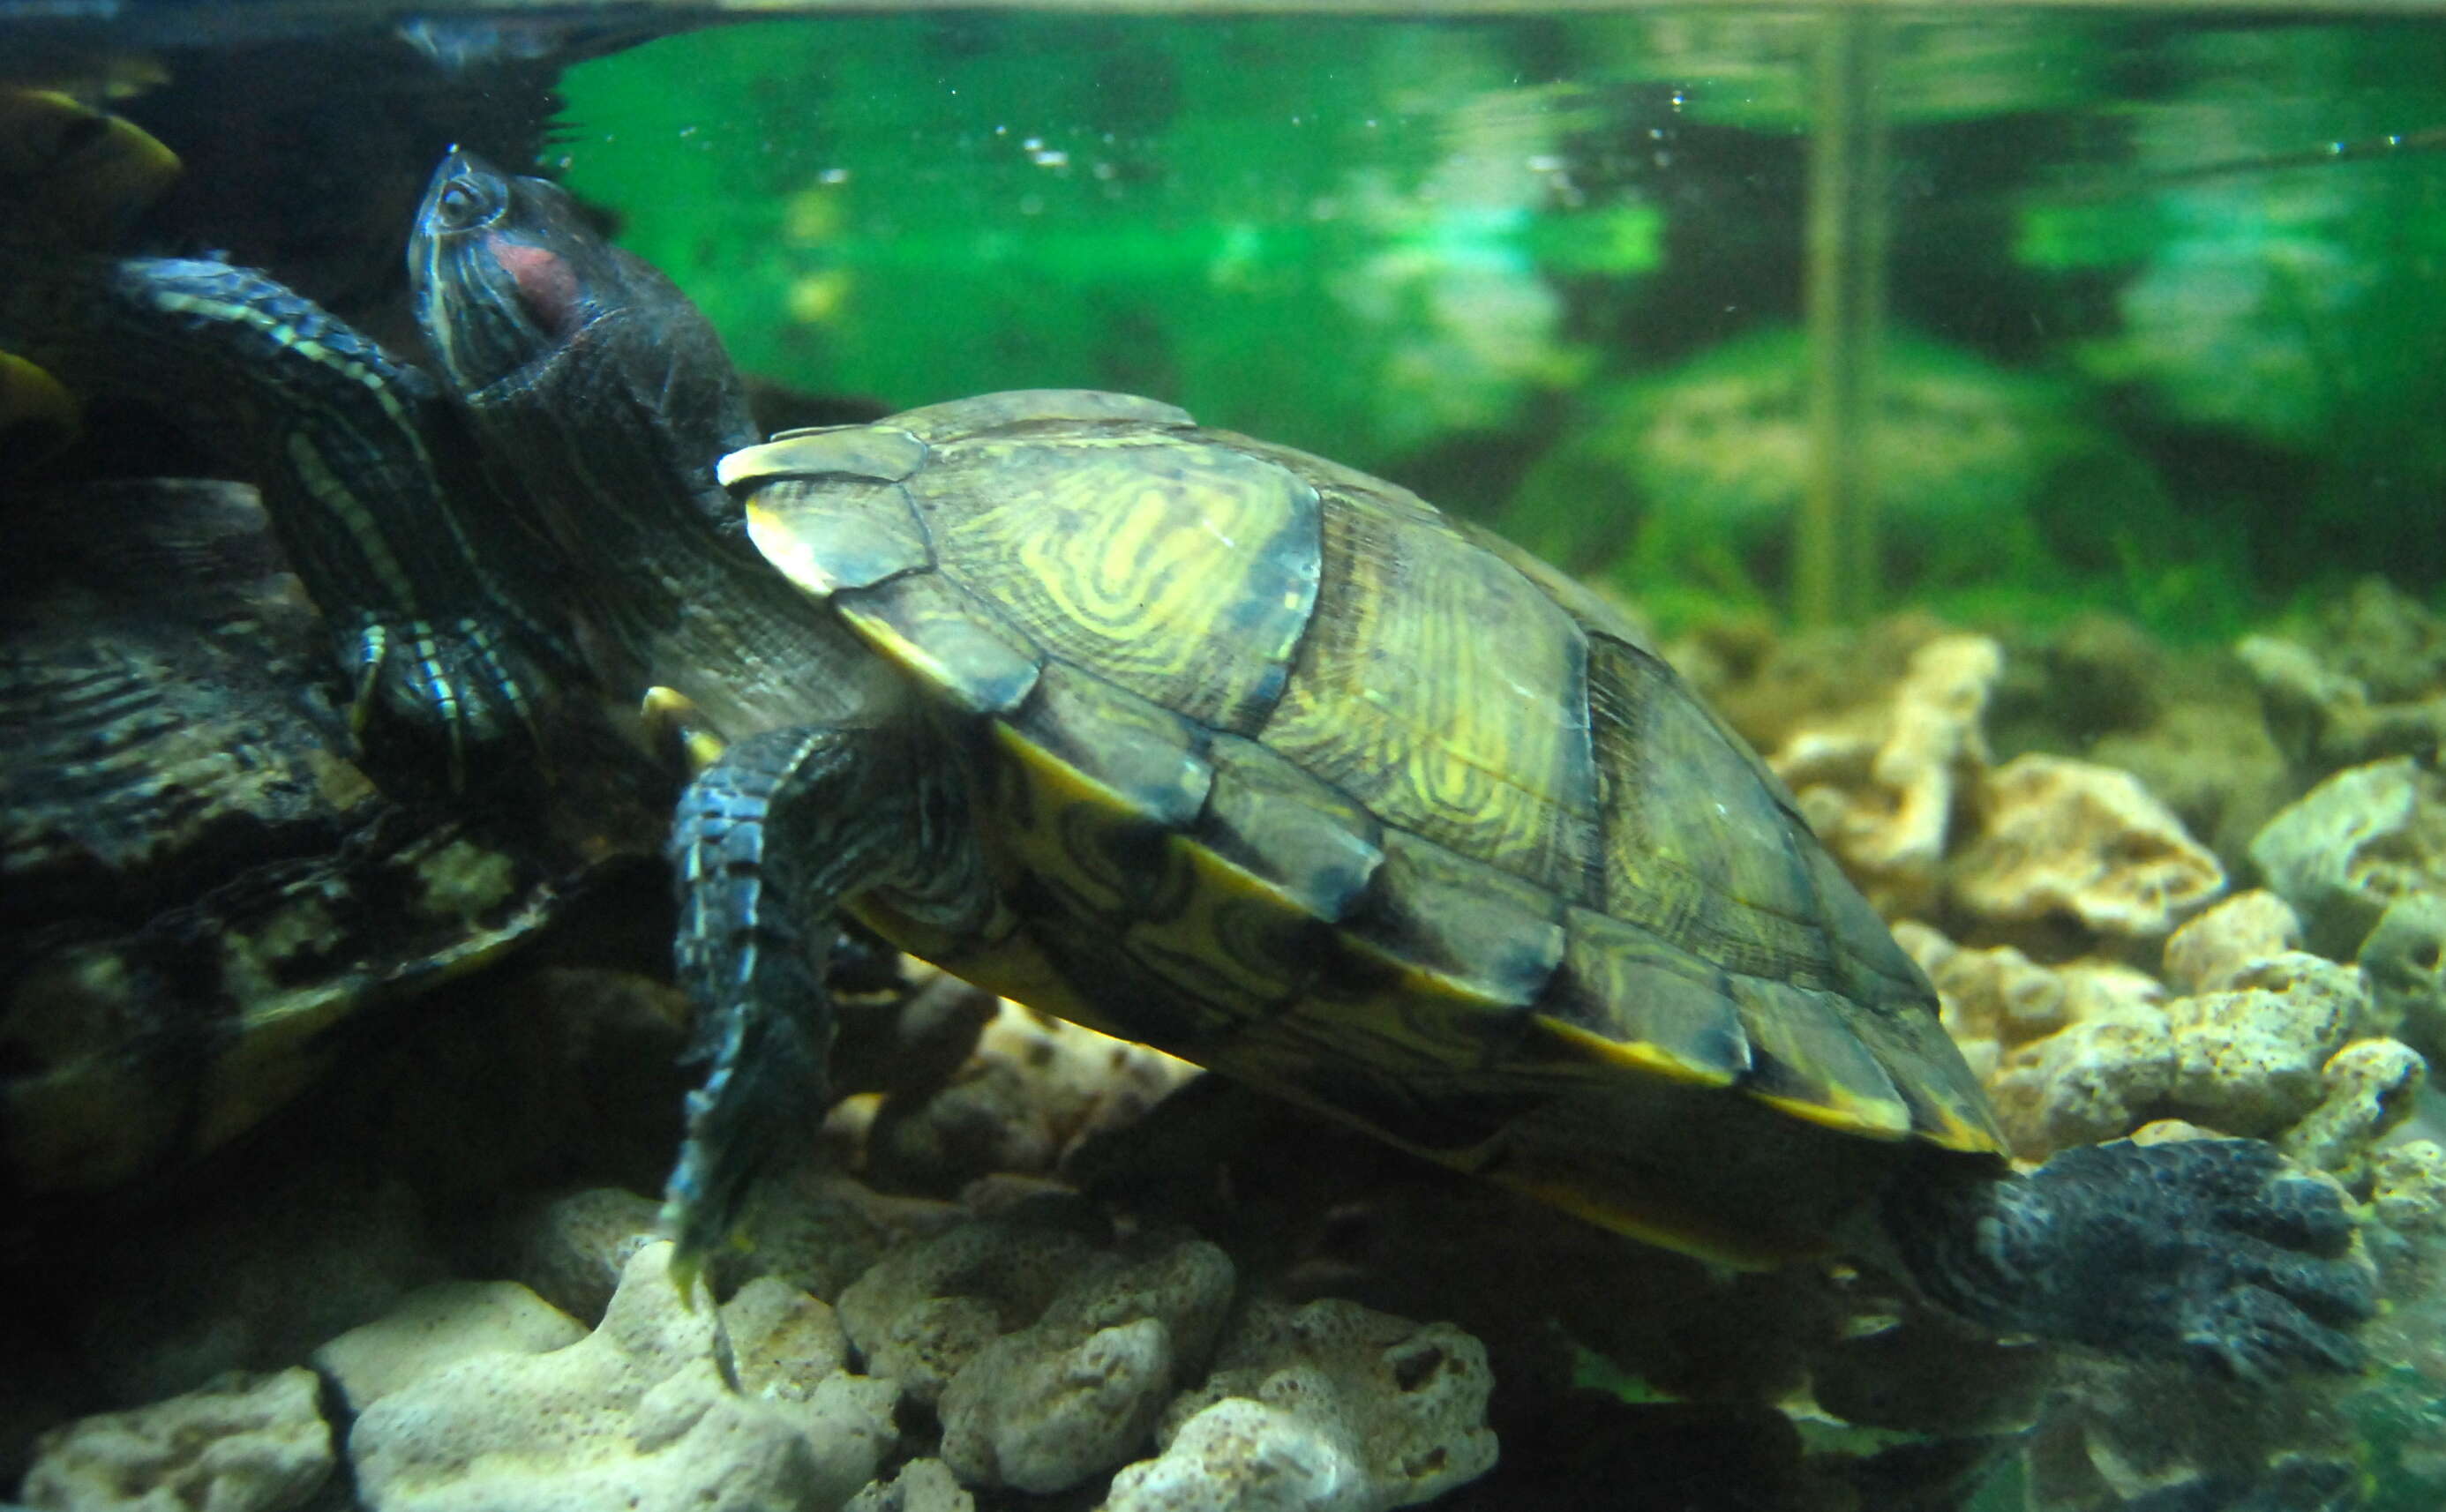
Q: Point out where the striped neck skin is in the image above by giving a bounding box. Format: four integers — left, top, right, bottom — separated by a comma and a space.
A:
0, 253, 570, 752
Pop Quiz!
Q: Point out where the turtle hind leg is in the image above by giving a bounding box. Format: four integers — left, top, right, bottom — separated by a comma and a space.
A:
1884, 1137, 2375, 1380
659, 722, 982, 1290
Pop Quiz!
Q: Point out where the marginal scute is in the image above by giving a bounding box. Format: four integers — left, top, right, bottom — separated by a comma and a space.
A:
836, 570, 1040, 715
716, 422, 926, 489
1338, 830, 1565, 1014
1122, 836, 1328, 1022
1726, 977, 1914, 1140
1889, 1036, 2007, 1153
1533, 908, 1752, 1087
916, 431, 1320, 733
1197, 732, 1384, 924
1005, 662, 1213, 833
746, 476, 933, 596
1261, 496, 1599, 898
986, 719, 1197, 925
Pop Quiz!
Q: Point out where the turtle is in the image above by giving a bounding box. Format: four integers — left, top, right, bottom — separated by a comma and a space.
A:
401, 151, 2374, 1381
0, 95, 943, 1212
0, 96, 674, 1206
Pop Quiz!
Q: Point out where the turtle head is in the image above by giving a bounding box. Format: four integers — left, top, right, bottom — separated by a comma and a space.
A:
409, 149, 758, 568
411, 149, 628, 398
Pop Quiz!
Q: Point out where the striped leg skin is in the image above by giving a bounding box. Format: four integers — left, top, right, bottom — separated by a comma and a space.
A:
660, 722, 983, 1289
0, 255, 572, 778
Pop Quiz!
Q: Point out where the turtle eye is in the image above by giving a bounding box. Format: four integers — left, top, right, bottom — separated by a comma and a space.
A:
434, 175, 501, 231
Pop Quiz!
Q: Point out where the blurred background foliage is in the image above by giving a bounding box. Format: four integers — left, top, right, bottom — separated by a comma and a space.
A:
556, 11, 2446, 641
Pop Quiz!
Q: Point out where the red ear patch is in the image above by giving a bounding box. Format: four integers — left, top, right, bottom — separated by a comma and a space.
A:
488, 236, 581, 336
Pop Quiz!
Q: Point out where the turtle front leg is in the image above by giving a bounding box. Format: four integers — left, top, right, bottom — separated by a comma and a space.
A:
661, 722, 984, 1287
1884, 1137, 2375, 1379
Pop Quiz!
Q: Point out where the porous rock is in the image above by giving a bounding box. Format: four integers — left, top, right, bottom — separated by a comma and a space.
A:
489, 1185, 663, 1324
2359, 890, 2446, 1060
1771, 632, 2001, 917
2161, 954, 2375, 1137
717, 1171, 967, 1304
1950, 754, 2225, 939
1099, 1396, 1350, 1512
1107, 1298, 1497, 1512
1985, 978, 2181, 1155
2163, 890, 2304, 995
866, 1001, 1198, 1193
2370, 1140, 2446, 1236
349, 1242, 896, 1512
21, 1367, 333, 1512
2249, 757, 2446, 961
843, 1458, 972, 1512
852, 1216, 1234, 1493
2086, 695, 2292, 869
1985, 909, 2391, 1152
835, 1209, 1109, 1408
315, 1280, 585, 1413
2240, 610, 2446, 782
2279, 1038, 2428, 1179
1898, 923, 2069, 1082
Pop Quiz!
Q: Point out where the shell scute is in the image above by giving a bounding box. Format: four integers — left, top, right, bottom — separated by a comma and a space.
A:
835, 570, 1039, 715
1005, 660, 1212, 832
1333, 830, 1566, 1015
1258, 493, 1601, 901
1193, 732, 1384, 924
1531, 908, 1753, 1088
1724, 975, 1914, 1140
718, 422, 927, 489
907, 430, 1319, 733
746, 475, 932, 595
1587, 633, 1840, 984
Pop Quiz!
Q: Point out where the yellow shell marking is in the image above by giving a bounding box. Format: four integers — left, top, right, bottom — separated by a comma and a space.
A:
1259, 498, 1599, 895
919, 436, 1319, 732
1120, 835, 1325, 1022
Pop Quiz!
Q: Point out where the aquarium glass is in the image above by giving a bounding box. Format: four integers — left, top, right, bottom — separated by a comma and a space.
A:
7, 6, 2446, 1511
551, 10, 2446, 640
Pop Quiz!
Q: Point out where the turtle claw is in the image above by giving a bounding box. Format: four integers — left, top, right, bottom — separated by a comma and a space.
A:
2186, 1280, 2369, 1381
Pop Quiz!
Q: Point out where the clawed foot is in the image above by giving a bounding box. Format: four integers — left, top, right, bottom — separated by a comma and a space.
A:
341, 613, 556, 786
1902, 1138, 2375, 1379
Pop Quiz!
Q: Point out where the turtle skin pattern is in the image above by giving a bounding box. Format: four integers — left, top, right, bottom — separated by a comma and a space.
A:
724, 389, 2003, 1265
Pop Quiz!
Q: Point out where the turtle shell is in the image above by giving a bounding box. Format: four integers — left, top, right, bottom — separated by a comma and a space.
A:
0, 476, 665, 1201
724, 389, 2007, 1266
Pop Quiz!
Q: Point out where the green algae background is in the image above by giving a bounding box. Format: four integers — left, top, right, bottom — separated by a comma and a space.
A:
554, 11, 2446, 640
553, 14, 1634, 475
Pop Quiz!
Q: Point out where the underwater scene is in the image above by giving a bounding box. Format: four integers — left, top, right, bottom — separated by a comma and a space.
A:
4, 4, 2445, 1509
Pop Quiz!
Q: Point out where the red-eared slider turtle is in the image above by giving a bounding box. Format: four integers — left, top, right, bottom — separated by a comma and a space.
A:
0, 102, 664, 1201
407, 153, 2372, 1380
